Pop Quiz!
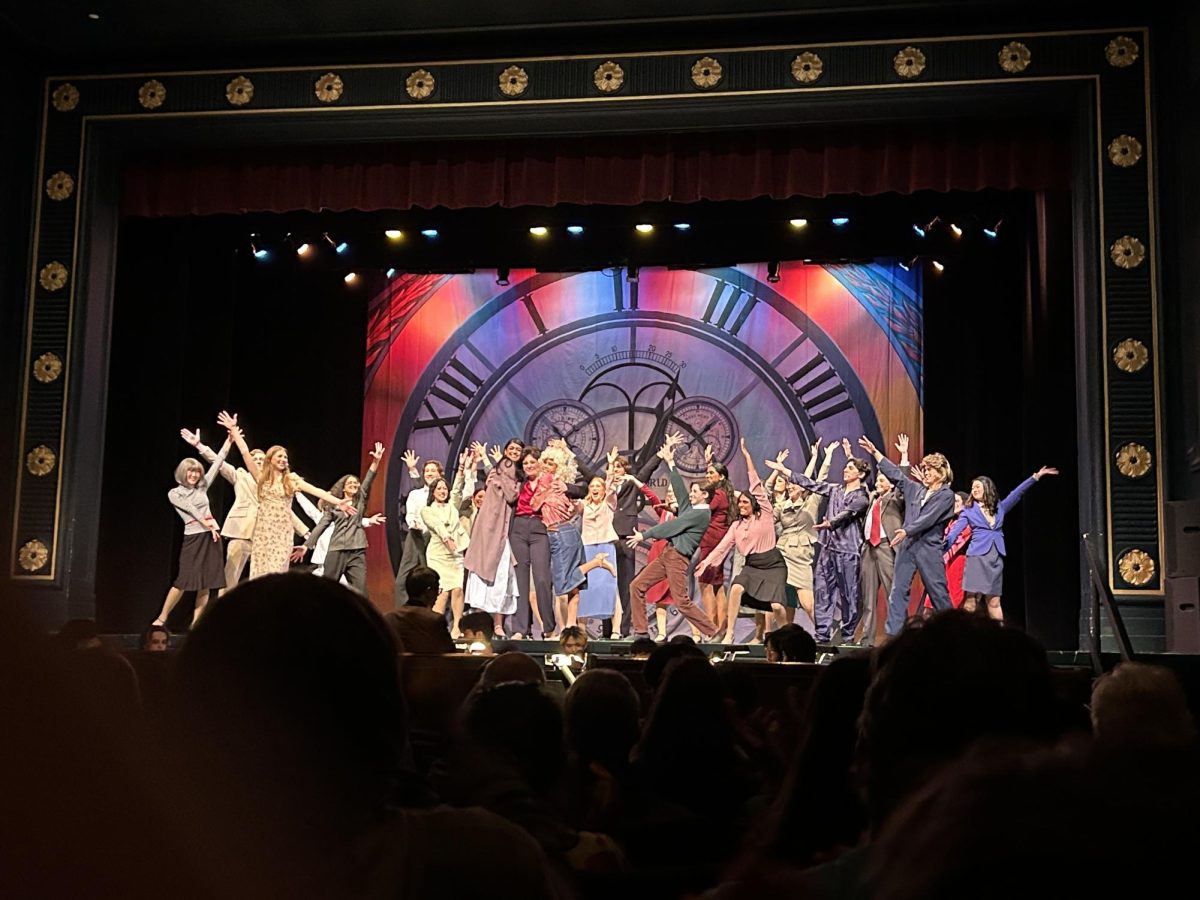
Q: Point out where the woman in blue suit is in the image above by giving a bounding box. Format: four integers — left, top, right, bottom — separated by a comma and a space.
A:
946, 466, 1058, 622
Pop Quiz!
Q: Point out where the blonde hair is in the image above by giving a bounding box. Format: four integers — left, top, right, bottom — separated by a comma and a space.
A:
258, 445, 297, 498
539, 445, 579, 485
921, 452, 953, 487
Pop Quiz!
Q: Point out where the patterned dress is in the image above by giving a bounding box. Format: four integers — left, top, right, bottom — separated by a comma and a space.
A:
249, 478, 294, 579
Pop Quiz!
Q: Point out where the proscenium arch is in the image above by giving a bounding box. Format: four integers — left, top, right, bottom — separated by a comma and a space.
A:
9, 41, 1126, 630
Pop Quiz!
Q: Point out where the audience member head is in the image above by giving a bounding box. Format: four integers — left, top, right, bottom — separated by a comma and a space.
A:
669, 634, 696, 646
459, 612, 495, 654
629, 636, 657, 659
859, 610, 1055, 834
479, 650, 546, 689
564, 669, 641, 777
1090, 661, 1197, 752
57, 618, 101, 650
404, 566, 440, 608
166, 575, 409, 847
643, 640, 706, 692
559, 625, 587, 656
764, 624, 817, 663
140, 624, 170, 652
464, 682, 565, 795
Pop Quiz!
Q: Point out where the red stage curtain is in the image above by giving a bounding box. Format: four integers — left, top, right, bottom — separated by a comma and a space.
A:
120, 122, 1068, 217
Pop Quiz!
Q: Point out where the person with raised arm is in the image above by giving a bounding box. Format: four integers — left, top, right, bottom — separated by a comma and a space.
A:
221, 411, 355, 579
183, 421, 309, 594
697, 439, 790, 645
293, 442, 385, 596
625, 436, 721, 641
420, 470, 470, 638
764, 439, 832, 632
463, 439, 523, 638
578, 447, 625, 629
948, 466, 1059, 622
152, 432, 230, 628
857, 467, 906, 646
393, 448, 445, 606
532, 440, 617, 636
787, 437, 871, 645
857, 433, 956, 637
696, 445, 735, 635
575, 443, 664, 638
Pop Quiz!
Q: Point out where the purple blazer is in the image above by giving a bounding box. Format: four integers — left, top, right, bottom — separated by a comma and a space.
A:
946, 476, 1037, 558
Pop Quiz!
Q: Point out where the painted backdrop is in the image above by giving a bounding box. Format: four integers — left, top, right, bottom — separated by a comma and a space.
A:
361, 262, 923, 606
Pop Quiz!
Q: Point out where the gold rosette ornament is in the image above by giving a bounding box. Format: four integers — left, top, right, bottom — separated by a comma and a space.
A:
315, 72, 344, 103
138, 79, 166, 109
499, 66, 529, 97
226, 76, 254, 106
406, 70, 435, 100
1107, 135, 1143, 168
1110, 235, 1146, 270
1106, 36, 1139, 68
894, 47, 926, 79
34, 352, 63, 383
1117, 549, 1155, 587
594, 61, 624, 93
19, 540, 49, 573
691, 56, 722, 88
999, 41, 1031, 74
46, 171, 74, 201
39, 262, 68, 292
1112, 338, 1148, 373
26, 445, 56, 477
791, 52, 823, 84
1115, 443, 1152, 478
52, 83, 79, 111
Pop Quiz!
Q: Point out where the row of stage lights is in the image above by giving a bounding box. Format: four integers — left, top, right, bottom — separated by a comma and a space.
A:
249, 213, 986, 284
247, 217, 854, 261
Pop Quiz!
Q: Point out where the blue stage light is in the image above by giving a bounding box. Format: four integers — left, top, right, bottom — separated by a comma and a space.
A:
421, 229, 439, 238
912, 224, 926, 238
674, 223, 691, 231
566, 225, 584, 235
832, 217, 850, 227
335, 241, 349, 254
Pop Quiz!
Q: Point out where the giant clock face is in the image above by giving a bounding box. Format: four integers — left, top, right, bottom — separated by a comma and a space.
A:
380, 266, 888, 566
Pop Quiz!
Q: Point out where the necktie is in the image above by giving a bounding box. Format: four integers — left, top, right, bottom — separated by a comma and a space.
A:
869, 498, 882, 546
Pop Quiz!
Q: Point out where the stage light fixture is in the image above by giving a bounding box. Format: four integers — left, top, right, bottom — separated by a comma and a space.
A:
344, 272, 358, 284
789, 218, 808, 229
529, 226, 549, 237
250, 235, 268, 260
674, 223, 691, 231
87, 11, 100, 19
386, 267, 397, 279
421, 228, 439, 238
296, 242, 312, 257
950, 223, 963, 238
322, 232, 337, 248
626, 265, 640, 283
566, 225, 585, 235
912, 224, 927, 238
335, 241, 349, 254
496, 267, 511, 286
767, 261, 781, 283
984, 219, 1002, 239
932, 260, 945, 273
253, 247, 269, 260
635, 223, 654, 234
385, 229, 404, 240
899, 256, 918, 272
831, 217, 850, 227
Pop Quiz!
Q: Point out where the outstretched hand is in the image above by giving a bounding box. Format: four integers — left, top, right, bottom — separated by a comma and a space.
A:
401, 449, 419, 470
823, 440, 838, 459
857, 435, 879, 458
181, 428, 201, 447
704, 444, 714, 464
290, 546, 307, 563
625, 532, 643, 549
370, 441, 385, 461
889, 528, 907, 548
217, 410, 238, 432
489, 444, 503, 463
895, 433, 909, 455
607, 445, 619, 466
1034, 466, 1060, 480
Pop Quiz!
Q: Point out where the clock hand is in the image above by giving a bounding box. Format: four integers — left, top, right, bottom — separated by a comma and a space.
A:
635, 372, 683, 469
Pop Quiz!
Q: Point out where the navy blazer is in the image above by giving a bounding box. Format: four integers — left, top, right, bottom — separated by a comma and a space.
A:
946, 476, 1036, 557
877, 456, 955, 548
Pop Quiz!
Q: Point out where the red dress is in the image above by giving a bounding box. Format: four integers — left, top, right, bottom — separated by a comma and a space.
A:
696, 487, 730, 586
